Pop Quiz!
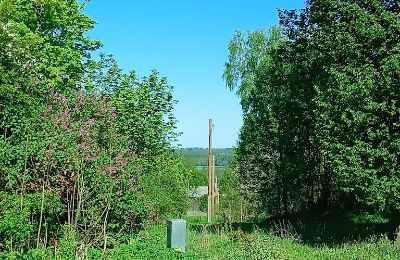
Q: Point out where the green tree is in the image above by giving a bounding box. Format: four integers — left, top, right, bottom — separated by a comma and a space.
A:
84, 53, 179, 157
0, 0, 100, 190
0, 0, 189, 253
224, 0, 400, 224
299, 0, 400, 212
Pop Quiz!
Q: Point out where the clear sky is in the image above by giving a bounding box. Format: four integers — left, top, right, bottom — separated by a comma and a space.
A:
83, 0, 305, 148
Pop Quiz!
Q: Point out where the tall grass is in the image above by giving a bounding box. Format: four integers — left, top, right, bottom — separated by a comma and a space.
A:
3, 220, 399, 259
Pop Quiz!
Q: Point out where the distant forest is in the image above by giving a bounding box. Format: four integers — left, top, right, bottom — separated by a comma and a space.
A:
177, 148, 234, 166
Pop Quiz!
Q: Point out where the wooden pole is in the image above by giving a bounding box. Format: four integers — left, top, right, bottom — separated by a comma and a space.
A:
215, 175, 219, 212
212, 154, 216, 215
207, 119, 213, 223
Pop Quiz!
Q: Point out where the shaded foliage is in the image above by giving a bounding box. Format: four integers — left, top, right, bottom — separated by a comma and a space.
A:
224, 0, 400, 227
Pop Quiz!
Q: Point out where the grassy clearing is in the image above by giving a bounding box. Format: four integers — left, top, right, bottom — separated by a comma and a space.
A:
97, 224, 400, 260
3, 217, 399, 260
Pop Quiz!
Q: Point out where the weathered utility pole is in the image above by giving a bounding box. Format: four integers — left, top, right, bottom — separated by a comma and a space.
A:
207, 119, 213, 223
215, 174, 219, 213
212, 154, 216, 215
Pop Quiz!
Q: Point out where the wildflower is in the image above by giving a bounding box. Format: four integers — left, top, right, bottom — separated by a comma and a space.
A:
85, 155, 98, 162
52, 115, 61, 124
106, 165, 117, 174
76, 92, 86, 108
79, 127, 85, 137
60, 94, 67, 105
61, 122, 69, 130
87, 118, 95, 128
43, 105, 53, 118
174, 248, 183, 253
114, 153, 127, 166
78, 141, 88, 151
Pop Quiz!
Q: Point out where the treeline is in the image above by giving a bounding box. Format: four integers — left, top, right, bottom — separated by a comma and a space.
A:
224, 0, 400, 221
177, 148, 234, 166
0, 0, 196, 255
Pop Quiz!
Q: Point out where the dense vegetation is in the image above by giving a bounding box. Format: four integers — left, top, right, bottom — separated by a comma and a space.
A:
224, 0, 400, 232
2, 0, 400, 258
176, 148, 234, 167
0, 0, 197, 256
3, 219, 399, 260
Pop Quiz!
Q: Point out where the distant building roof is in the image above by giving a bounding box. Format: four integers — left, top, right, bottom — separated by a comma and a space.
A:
188, 186, 208, 198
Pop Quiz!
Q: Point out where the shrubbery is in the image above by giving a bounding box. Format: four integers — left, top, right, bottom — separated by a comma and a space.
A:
216, 164, 252, 223
0, 0, 192, 255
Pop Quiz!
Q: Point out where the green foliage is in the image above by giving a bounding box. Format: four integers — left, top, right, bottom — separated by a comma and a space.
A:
216, 165, 249, 222
305, 0, 400, 213
85, 53, 179, 157
223, 27, 285, 111
139, 154, 191, 222
0, 196, 33, 251
3, 218, 400, 259
199, 194, 208, 213
188, 168, 207, 188
350, 212, 389, 225
98, 225, 178, 260
0, 192, 64, 251
177, 148, 234, 166
0, 0, 189, 255
224, 0, 400, 222
57, 225, 78, 260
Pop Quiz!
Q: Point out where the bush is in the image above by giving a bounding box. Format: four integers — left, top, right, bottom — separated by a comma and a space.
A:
199, 194, 208, 213
0, 192, 64, 251
140, 154, 191, 222
216, 166, 250, 222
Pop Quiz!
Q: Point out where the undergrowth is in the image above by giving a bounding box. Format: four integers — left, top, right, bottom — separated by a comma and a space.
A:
2, 217, 400, 260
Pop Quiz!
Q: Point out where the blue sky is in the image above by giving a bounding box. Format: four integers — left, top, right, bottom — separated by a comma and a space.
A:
83, 0, 305, 148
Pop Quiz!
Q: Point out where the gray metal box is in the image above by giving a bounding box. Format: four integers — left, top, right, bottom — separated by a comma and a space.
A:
166, 219, 186, 252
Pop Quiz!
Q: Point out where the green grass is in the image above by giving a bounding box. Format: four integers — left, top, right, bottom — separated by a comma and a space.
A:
101, 224, 400, 259
2, 213, 400, 259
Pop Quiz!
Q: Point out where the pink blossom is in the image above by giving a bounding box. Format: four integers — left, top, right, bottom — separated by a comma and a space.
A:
114, 153, 127, 166
76, 92, 86, 108
63, 108, 70, 117
60, 95, 67, 105
78, 141, 88, 151
61, 122, 69, 130
87, 118, 95, 128
52, 115, 60, 124
79, 127, 85, 137
106, 165, 117, 174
